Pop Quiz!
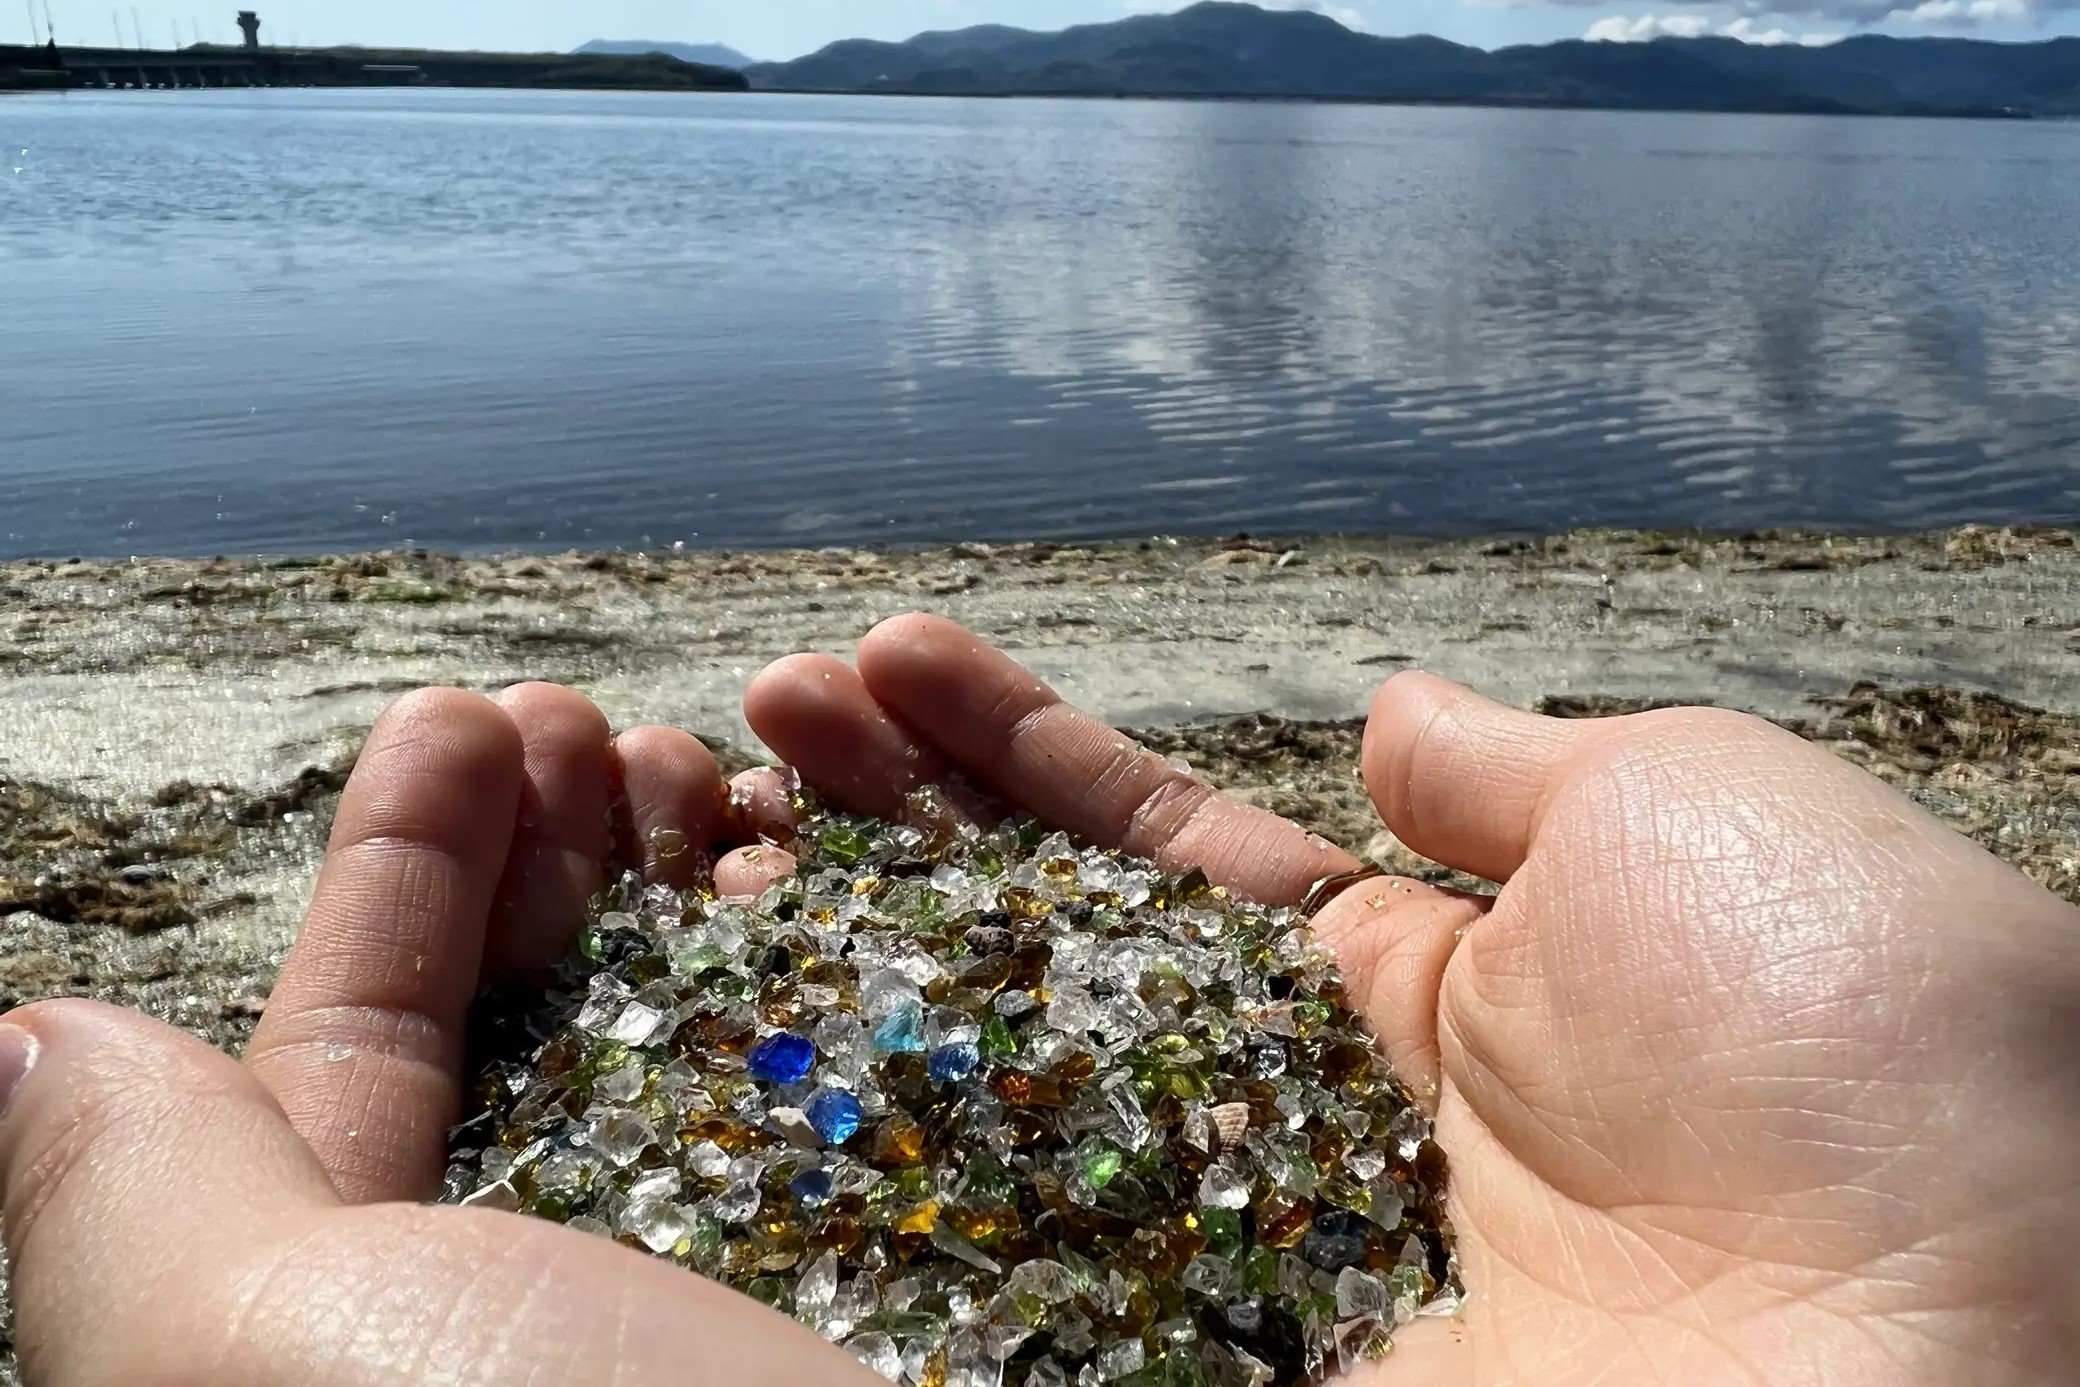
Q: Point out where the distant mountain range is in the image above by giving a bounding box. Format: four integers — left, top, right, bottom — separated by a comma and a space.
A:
575, 39, 758, 70
743, 1, 2080, 117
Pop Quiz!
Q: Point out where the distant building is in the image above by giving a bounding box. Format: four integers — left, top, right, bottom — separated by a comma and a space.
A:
237, 11, 260, 50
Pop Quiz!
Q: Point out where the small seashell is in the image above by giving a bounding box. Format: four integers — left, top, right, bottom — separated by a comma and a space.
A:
1209, 1102, 1252, 1152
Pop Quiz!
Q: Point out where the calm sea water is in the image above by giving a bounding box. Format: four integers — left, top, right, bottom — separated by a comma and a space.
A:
2, 87, 2076, 557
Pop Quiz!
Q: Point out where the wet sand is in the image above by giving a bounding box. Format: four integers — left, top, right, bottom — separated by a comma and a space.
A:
2, 523, 2077, 1377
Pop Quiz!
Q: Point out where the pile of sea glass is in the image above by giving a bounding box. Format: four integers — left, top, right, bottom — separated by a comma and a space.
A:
442, 793, 1459, 1386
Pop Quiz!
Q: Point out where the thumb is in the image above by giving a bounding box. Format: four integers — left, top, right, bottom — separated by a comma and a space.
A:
1362, 671, 1602, 883
0, 1000, 337, 1384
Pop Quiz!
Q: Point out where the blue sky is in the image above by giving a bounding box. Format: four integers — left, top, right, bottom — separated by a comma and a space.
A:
23, 0, 2079, 57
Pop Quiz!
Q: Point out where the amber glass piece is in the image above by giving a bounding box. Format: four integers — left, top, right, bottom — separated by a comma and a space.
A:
684, 1012, 756, 1057
1260, 1198, 1314, 1249
535, 1031, 584, 1081
1121, 1221, 1206, 1279
757, 978, 804, 1027
809, 1216, 864, 1256
872, 1114, 928, 1165
1008, 943, 1052, 990
1118, 1274, 1157, 1334
1051, 1050, 1098, 1087
1003, 1108, 1053, 1147
991, 1070, 1068, 1109
958, 953, 1015, 995
1310, 1126, 1352, 1169
718, 1241, 767, 1278
896, 1199, 942, 1235
799, 961, 858, 1007
678, 1115, 763, 1154
945, 1204, 1016, 1242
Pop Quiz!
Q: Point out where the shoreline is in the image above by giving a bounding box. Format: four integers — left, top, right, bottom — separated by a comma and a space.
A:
3, 521, 2074, 1035
0, 82, 2041, 121
1, 523, 2076, 1380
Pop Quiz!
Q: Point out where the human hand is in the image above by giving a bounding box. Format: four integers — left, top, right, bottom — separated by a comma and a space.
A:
0, 685, 875, 1386
744, 615, 2080, 1386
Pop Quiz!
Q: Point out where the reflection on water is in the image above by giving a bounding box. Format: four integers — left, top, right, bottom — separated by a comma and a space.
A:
1, 88, 2075, 556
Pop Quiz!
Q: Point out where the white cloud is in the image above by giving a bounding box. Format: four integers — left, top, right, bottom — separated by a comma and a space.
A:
1584, 12, 1842, 41
1586, 11, 1712, 34
1521, 0, 2071, 25
1884, 0, 2027, 20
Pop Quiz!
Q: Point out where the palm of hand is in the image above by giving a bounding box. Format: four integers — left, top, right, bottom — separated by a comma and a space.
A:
742, 618, 2079, 1387
1358, 704, 2075, 1385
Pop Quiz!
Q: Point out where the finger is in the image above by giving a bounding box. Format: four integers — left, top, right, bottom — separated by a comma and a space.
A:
1362, 671, 1600, 884
855, 614, 1355, 906
716, 844, 798, 898
613, 725, 730, 888
743, 652, 995, 824
1310, 876, 1490, 1106
246, 687, 524, 1204
488, 682, 615, 973
0, 1001, 339, 1383
0, 1004, 883, 1387
728, 767, 799, 844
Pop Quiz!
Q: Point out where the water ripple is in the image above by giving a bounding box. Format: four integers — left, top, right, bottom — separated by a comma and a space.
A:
1, 89, 2076, 557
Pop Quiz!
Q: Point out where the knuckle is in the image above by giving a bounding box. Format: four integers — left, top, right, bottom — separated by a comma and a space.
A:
1121, 770, 1213, 855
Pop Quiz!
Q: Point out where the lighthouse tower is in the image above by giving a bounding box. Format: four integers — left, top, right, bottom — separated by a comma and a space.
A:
237, 11, 260, 49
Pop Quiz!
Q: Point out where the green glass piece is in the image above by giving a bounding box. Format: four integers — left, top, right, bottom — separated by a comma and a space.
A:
1081, 1142, 1124, 1189
584, 1040, 632, 1080
528, 1189, 576, 1221
980, 1014, 1019, 1058
707, 973, 754, 1001
820, 824, 873, 865
1241, 1245, 1279, 1295
1197, 1207, 1243, 1254
966, 1155, 1019, 1203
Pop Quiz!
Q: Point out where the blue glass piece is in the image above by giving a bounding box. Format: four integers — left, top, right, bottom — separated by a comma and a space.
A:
806, 1089, 864, 1145
790, 1168, 834, 1208
927, 1042, 981, 1084
871, 1003, 926, 1055
746, 1032, 816, 1085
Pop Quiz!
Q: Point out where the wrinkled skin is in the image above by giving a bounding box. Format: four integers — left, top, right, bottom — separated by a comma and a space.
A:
2, 617, 2076, 1386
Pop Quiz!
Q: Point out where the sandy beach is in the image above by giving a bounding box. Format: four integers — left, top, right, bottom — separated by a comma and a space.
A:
2, 523, 2078, 1377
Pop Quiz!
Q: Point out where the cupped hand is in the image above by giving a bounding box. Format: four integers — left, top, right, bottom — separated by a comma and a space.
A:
743, 616, 2080, 1387
0, 685, 874, 1386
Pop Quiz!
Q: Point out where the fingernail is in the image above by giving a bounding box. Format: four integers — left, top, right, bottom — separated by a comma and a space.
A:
0, 1023, 37, 1119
